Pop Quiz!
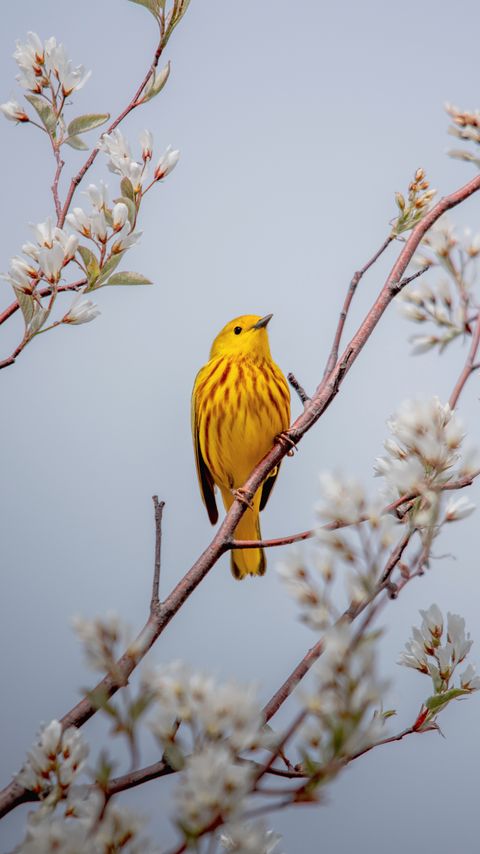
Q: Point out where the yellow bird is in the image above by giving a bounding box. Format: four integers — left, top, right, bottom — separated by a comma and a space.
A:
192, 314, 291, 579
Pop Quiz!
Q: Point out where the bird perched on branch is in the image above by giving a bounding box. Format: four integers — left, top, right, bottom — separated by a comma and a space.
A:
192, 314, 291, 579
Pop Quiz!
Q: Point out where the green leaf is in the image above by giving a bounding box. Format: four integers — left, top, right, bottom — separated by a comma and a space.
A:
162, 741, 185, 771
143, 62, 171, 101
105, 271, 153, 286
120, 177, 135, 201
67, 113, 110, 137
78, 245, 100, 288
28, 304, 49, 336
95, 252, 125, 288
113, 196, 137, 228
24, 94, 57, 134
128, 0, 161, 18
64, 134, 89, 151
425, 688, 470, 713
13, 287, 35, 327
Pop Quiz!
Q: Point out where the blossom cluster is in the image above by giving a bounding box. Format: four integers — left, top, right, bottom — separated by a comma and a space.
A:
391, 168, 436, 236
400, 216, 479, 353
15, 788, 154, 854
278, 472, 400, 629
374, 397, 474, 517
142, 662, 267, 835
300, 622, 388, 770
99, 128, 179, 194
15, 720, 88, 805
446, 102, 480, 166
399, 604, 480, 726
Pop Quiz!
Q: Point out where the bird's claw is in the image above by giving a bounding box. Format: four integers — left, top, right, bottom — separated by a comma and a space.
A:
232, 488, 254, 509
276, 431, 297, 456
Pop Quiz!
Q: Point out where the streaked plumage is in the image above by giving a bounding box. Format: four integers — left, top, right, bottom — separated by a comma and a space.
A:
192, 314, 290, 578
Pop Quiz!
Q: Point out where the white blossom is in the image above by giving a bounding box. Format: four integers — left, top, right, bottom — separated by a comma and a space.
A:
112, 202, 129, 231
175, 744, 253, 835
85, 181, 109, 212
154, 144, 180, 180
44, 39, 91, 96
90, 211, 108, 243
38, 243, 66, 284
444, 495, 476, 522
0, 99, 29, 122
419, 603, 443, 639
423, 216, 457, 256
460, 663, 480, 691
16, 720, 88, 799
14, 31, 46, 91
32, 217, 56, 248
66, 207, 92, 238
375, 397, 466, 501
71, 612, 124, 669
63, 292, 100, 325
220, 821, 283, 854
99, 129, 145, 191
140, 129, 153, 161
111, 225, 142, 254
447, 612, 473, 663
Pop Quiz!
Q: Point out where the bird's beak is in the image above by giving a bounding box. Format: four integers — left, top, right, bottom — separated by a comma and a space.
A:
253, 313, 273, 330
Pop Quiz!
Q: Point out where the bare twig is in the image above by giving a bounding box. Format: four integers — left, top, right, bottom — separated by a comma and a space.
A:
2, 172, 480, 819
51, 145, 65, 221
449, 311, 480, 409
151, 497, 165, 610
323, 234, 393, 378
287, 372, 310, 405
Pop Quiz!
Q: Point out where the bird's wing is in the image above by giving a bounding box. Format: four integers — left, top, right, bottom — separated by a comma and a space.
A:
191, 377, 218, 525
259, 466, 280, 511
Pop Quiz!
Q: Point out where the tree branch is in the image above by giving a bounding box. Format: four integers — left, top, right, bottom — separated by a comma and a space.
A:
228, 470, 480, 550
2, 172, 480, 819
287, 372, 310, 405
449, 310, 480, 409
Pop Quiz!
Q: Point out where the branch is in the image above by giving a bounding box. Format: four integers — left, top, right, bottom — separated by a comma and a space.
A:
323, 234, 393, 378
449, 310, 480, 409
2, 172, 480, 819
228, 470, 480, 550
151, 497, 165, 610
287, 372, 310, 405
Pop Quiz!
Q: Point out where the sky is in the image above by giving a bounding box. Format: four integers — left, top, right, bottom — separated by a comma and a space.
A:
1, 0, 480, 851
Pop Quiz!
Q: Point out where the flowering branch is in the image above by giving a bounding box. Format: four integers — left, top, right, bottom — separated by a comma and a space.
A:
229, 471, 480, 550
2, 169, 480, 823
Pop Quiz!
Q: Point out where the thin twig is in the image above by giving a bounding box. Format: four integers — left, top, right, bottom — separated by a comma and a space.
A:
323, 235, 393, 378
288, 372, 310, 405
151, 497, 165, 610
51, 145, 65, 221
228, 471, 480, 550
2, 172, 480, 819
449, 311, 480, 409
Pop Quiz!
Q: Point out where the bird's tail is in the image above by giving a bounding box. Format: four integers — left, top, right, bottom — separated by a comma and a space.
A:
220, 488, 265, 579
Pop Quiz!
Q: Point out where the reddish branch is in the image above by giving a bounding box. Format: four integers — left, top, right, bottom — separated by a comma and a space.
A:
449, 310, 480, 408
229, 470, 480, 550
1, 173, 480, 820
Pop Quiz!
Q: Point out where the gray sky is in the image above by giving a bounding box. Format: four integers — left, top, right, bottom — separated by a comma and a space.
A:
1, 0, 480, 851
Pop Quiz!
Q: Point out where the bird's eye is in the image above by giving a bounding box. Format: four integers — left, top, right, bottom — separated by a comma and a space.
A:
233, 326, 242, 335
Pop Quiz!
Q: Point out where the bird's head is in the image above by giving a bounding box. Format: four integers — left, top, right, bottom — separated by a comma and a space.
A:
209, 314, 274, 359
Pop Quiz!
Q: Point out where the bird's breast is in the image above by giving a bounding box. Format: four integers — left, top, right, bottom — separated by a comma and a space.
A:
195, 356, 290, 489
